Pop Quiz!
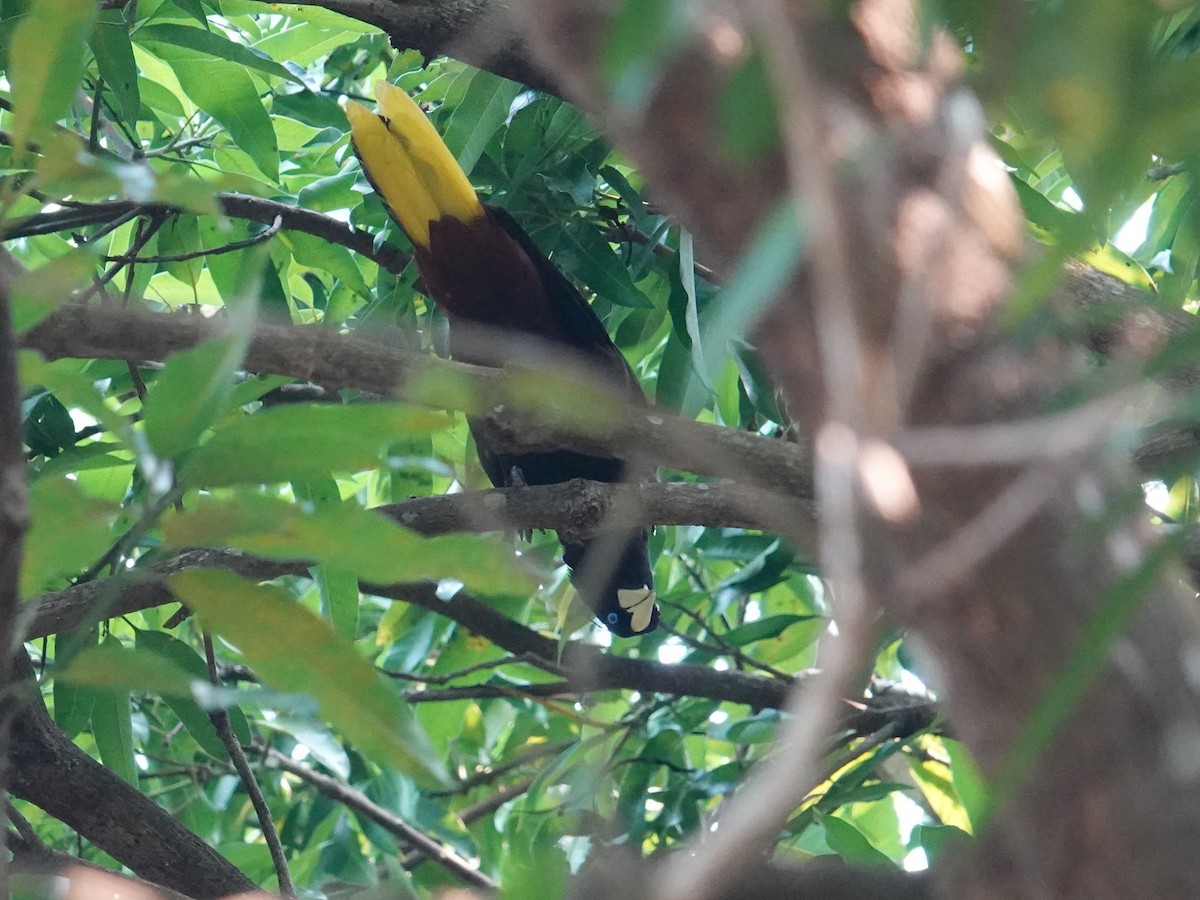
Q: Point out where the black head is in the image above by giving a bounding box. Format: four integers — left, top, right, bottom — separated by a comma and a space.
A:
596, 585, 660, 637
563, 533, 659, 638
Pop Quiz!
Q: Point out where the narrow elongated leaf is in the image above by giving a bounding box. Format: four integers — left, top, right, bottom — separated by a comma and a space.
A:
720, 614, 818, 647
142, 333, 247, 459
168, 568, 447, 784
53, 672, 97, 740
136, 22, 302, 84
21, 477, 120, 596
557, 218, 653, 309
9, 0, 97, 156
58, 640, 195, 696
293, 477, 360, 640
89, 638, 138, 786
440, 70, 522, 175
143, 43, 280, 181
91, 13, 140, 123
181, 404, 451, 487
135, 630, 238, 759
162, 493, 536, 597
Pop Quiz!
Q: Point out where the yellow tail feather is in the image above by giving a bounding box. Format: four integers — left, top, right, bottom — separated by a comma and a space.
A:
345, 80, 484, 250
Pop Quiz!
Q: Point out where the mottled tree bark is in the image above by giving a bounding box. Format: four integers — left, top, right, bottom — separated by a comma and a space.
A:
505, 1, 1200, 899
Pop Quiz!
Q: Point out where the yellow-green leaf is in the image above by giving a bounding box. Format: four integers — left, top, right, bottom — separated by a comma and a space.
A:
181, 403, 452, 487
168, 568, 446, 784
162, 493, 535, 597
9, 0, 98, 157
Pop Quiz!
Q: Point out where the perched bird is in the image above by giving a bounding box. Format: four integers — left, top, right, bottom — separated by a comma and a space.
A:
345, 81, 658, 637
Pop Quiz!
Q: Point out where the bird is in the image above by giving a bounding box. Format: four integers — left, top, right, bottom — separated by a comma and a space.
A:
345, 80, 658, 637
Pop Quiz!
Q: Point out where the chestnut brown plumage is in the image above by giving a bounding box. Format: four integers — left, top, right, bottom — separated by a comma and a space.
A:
346, 82, 658, 636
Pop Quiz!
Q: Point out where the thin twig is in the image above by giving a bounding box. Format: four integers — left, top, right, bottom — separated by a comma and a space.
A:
104, 215, 284, 264
203, 633, 296, 899
77, 212, 167, 304
428, 740, 575, 798
265, 747, 498, 891
4, 799, 47, 854
383, 651, 563, 685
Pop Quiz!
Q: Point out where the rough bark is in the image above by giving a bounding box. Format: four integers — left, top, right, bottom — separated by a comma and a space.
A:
507, 1, 1200, 899
7, 656, 257, 898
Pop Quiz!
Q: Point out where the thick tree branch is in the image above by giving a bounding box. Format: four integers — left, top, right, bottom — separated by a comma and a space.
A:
23, 547, 936, 735
246, 0, 557, 93
0, 216, 29, 900
571, 851, 930, 900
7, 654, 257, 898
21, 304, 814, 493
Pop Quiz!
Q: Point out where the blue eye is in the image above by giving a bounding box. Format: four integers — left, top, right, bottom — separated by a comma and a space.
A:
606, 612, 619, 624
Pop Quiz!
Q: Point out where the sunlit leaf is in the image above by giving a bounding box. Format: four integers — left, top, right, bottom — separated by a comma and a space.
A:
143, 42, 281, 181
142, 333, 247, 459
181, 403, 451, 487
8, 0, 97, 157
162, 492, 536, 597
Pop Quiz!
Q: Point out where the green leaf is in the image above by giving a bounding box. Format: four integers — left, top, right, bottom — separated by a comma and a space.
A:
89, 638, 138, 786
91, 13, 140, 124
293, 477, 360, 640
10, 245, 97, 333
23, 392, 75, 457
677, 229, 710, 391
168, 568, 447, 784
57, 640, 195, 696
499, 814, 569, 900
143, 42, 280, 181
820, 814, 896, 868
181, 403, 451, 487
135, 22, 302, 85
135, 629, 234, 759
945, 739, 987, 830
709, 710, 779, 745
142, 332, 248, 459
282, 230, 370, 299
157, 213, 204, 288
721, 614, 818, 647
557, 217, 653, 309
8, 0, 97, 157
53, 670, 97, 740
20, 353, 133, 448
440, 70, 522, 176
21, 476, 120, 596
912, 823, 970, 866
162, 493, 536, 597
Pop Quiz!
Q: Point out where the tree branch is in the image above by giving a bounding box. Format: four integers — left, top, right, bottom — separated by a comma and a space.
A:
21, 303, 814, 493
7, 653, 257, 898
264, 747, 498, 891
7, 193, 411, 276
0, 222, 30, 900
246, 0, 557, 93
23, 547, 937, 738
